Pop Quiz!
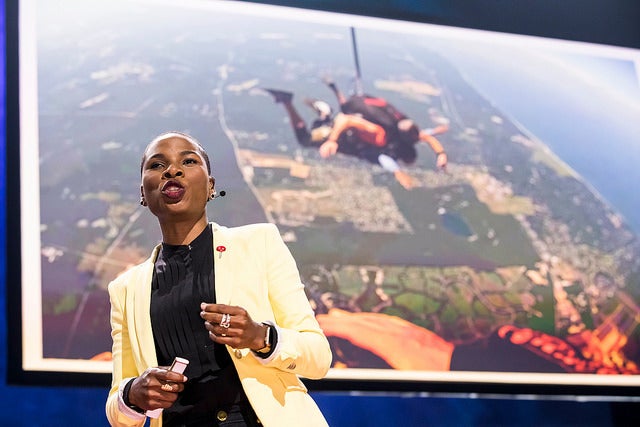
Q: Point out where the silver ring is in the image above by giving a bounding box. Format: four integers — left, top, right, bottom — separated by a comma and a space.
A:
220, 313, 231, 329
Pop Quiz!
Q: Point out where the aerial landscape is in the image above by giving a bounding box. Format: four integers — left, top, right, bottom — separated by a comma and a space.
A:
28, 0, 640, 380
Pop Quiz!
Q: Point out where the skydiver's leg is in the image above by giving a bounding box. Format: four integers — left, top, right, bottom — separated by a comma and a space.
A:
264, 89, 313, 146
323, 77, 347, 106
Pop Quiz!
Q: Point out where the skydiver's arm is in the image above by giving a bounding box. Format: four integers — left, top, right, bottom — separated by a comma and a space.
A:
377, 154, 400, 172
418, 130, 447, 170
320, 114, 387, 158
378, 154, 415, 190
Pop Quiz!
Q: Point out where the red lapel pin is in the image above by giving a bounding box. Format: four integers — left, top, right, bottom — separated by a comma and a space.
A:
216, 245, 226, 259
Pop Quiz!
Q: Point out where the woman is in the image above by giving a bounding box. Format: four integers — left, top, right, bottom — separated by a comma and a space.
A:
105, 131, 332, 427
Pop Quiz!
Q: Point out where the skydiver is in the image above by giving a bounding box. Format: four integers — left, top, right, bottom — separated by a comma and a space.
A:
324, 78, 449, 171
264, 88, 417, 189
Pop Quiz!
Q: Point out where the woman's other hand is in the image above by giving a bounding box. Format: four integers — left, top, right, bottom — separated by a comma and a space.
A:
200, 303, 267, 351
128, 366, 187, 411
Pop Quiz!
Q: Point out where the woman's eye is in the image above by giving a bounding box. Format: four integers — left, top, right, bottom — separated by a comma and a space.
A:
184, 158, 198, 165
149, 162, 163, 169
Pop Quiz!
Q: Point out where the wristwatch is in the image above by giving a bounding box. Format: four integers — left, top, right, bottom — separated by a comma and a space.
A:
123, 378, 145, 414
256, 323, 272, 354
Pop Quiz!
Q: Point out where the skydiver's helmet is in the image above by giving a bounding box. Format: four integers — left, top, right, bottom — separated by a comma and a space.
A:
308, 99, 333, 121
307, 99, 334, 143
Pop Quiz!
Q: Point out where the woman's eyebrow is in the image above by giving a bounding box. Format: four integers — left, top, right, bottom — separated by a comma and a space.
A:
180, 150, 200, 157
145, 153, 166, 163
146, 150, 199, 162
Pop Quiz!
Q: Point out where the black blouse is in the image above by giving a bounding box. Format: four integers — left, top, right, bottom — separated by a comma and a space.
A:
150, 224, 249, 425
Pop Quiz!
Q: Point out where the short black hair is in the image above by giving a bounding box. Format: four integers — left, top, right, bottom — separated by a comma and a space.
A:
140, 131, 211, 175
398, 123, 420, 145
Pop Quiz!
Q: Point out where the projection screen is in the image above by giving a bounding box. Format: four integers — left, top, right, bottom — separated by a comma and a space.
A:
8, 0, 640, 393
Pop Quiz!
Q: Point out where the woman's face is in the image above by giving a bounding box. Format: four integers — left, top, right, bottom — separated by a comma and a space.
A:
140, 134, 214, 222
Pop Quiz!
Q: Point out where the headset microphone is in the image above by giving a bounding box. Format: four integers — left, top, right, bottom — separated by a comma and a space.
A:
212, 190, 226, 199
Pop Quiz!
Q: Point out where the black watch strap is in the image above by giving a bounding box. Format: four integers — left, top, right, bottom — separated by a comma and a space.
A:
256, 324, 272, 353
253, 322, 277, 358
123, 378, 145, 414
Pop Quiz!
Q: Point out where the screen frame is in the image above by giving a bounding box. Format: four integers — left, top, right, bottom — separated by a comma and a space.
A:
4, 0, 112, 388
238, 0, 640, 51
5, 0, 640, 396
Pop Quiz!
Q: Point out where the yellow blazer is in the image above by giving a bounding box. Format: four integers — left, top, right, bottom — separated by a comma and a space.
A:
106, 222, 332, 427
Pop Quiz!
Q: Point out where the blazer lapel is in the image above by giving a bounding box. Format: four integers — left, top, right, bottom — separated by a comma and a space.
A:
132, 247, 159, 370
212, 222, 234, 305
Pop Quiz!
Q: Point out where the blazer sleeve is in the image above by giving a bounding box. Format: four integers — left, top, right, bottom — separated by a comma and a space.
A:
105, 274, 148, 427
258, 223, 332, 379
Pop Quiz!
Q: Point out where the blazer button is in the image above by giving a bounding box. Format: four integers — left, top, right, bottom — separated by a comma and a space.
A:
234, 349, 243, 359
287, 362, 296, 370
216, 410, 228, 421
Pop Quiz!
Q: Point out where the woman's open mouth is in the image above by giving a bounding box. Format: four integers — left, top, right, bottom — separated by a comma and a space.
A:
161, 181, 185, 200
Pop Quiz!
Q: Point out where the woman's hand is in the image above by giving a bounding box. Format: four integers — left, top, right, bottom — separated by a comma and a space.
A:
128, 367, 187, 411
200, 303, 267, 351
